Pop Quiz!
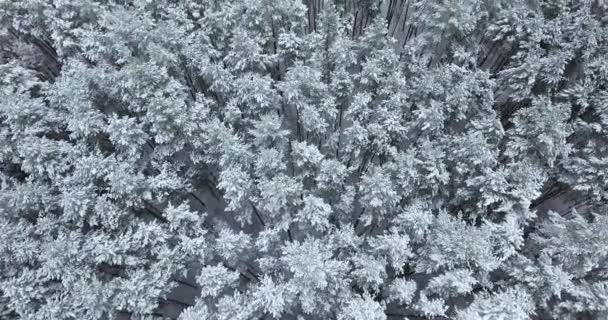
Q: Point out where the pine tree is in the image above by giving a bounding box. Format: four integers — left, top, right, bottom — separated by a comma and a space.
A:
2, 1, 608, 319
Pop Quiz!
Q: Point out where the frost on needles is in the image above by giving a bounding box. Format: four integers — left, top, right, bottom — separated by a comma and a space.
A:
1, 1, 608, 320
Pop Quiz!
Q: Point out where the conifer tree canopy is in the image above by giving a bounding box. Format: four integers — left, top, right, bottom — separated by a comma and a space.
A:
1, 1, 608, 319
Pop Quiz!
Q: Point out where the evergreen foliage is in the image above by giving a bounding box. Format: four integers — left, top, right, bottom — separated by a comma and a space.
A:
1, 1, 608, 319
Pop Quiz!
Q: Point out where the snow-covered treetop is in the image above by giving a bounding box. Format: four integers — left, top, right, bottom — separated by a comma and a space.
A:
1, 1, 608, 319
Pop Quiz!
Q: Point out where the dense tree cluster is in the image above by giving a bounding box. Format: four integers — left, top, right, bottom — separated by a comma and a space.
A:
1, 0, 608, 319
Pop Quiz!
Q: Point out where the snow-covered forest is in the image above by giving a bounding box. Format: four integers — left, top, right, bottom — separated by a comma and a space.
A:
1, 0, 608, 319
